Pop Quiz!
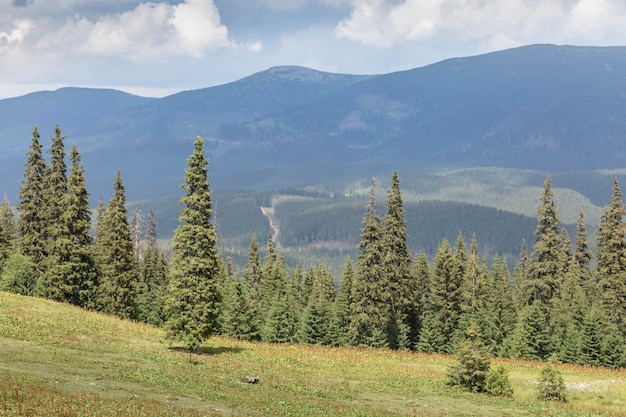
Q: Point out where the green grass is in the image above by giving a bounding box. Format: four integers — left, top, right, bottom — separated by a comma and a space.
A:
1, 292, 625, 416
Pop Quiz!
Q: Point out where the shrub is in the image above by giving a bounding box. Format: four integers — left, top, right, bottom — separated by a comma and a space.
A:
447, 323, 491, 393
537, 364, 566, 402
485, 365, 513, 397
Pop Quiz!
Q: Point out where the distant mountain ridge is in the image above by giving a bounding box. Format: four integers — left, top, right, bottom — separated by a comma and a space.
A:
1, 44, 626, 204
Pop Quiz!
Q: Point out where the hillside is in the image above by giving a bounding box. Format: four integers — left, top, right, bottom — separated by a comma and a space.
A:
1, 292, 624, 416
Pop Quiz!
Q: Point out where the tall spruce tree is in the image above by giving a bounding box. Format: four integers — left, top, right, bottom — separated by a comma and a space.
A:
17, 126, 48, 277
382, 172, 415, 349
95, 170, 138, 318
349, 178, 388, 348
595, 178, 626, 333
43, 125, 67, 244
41, 144, 97, 307
523, 177, 562, 309
165, 137, 221, 352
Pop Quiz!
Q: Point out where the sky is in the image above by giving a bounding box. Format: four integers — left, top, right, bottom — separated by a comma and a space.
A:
1, 0, 625, 99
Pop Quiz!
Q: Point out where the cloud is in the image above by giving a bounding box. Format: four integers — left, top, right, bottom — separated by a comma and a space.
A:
27, 0, 237, 61
0, 18, 32, 48
335, 0, 626, 49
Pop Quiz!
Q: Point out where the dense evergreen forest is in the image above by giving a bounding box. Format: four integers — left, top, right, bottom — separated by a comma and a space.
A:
1, 126, 625, 368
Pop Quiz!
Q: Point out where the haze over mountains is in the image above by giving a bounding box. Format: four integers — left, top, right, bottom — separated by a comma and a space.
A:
1, 43, 625, 211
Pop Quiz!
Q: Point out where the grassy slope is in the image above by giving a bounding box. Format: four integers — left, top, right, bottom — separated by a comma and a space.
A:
1, 292, 625, 417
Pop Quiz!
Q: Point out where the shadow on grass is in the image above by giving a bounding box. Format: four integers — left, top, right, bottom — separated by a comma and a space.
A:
168, 346, 245, 356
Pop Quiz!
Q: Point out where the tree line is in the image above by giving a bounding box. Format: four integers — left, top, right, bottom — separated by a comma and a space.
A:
1, 126, 625, 368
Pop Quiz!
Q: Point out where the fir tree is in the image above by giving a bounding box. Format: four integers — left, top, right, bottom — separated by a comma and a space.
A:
17, 126, 48, 277
96, 171, 138, 318
165, 137, 221, 352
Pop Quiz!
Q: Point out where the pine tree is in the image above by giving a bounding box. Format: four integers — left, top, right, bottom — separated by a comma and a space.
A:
595, 178, 626, 333
382, 172, 415, 349
349, 179, 388, 348
95, 171, 138, 318
17, 126, 48, 277
165, 137, 221, 352
574, 209, 592, 282
578, 307, 603, 366
41, 144, 97, 307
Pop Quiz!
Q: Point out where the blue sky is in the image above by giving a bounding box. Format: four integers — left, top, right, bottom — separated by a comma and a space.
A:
1, 0, 625, 98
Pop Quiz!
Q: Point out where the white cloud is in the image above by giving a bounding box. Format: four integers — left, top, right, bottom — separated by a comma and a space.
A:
27, 0, 234, 61
335, 0, 626, 49
0, 17, 32, 46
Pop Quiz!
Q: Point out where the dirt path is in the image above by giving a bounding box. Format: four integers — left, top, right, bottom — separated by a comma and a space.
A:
260, 206, 280, 246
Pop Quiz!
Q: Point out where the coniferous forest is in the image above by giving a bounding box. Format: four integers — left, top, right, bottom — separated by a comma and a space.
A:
1, 126, 625, 370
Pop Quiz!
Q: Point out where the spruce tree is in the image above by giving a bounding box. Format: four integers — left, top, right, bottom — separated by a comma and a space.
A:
41, 144, 97, 307
0, 195, 17, 263
261, 257, 298, 343
221, 275, 258, 341
382, 172, 415, 349
429, 239, 464, 353
595, 178, 626, 333
349, 179, 388, 348
412, 251, 431, 343
165, 137, 221, 352
523, 177, 562, 309
485, 256, 517, 357
95, 170, 138, 318
43, 125, 67, 244
329, 257, 354, 346
297, 266, 335, 345
136, 210, 169, 325
17, 126, 48, 277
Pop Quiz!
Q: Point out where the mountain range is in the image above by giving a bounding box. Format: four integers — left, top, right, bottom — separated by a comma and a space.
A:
1, 43, 625, 241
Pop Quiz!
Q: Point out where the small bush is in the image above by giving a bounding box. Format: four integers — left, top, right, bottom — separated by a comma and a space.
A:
447, 323, 491, 393
485, 365, 513, 397
537, 364, 566, 402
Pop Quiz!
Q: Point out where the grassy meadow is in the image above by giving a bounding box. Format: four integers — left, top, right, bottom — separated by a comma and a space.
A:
1, 291, 625, 417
